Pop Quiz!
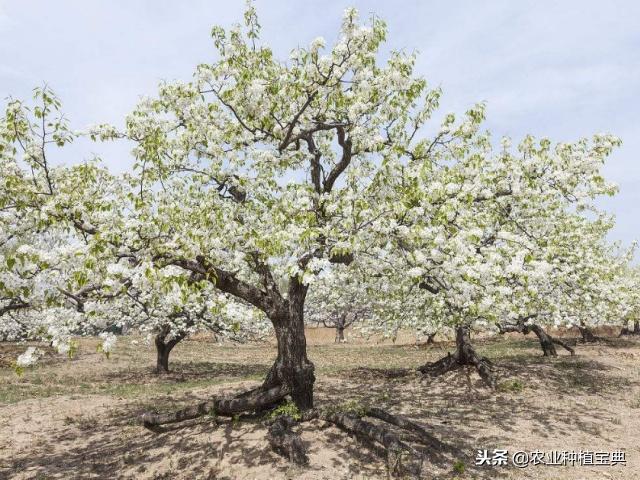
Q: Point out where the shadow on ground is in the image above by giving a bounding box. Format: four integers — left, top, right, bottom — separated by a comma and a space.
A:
2, 336, 639, 479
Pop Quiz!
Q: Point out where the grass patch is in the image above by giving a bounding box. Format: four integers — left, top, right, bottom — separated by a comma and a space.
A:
0, 372, 263, 405
497, 379, 525, 393
268, 400, 302, 420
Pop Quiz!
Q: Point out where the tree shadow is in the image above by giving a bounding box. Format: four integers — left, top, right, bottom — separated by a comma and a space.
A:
2, 341, 637, 479
101, 361, 270, 384
311, 351, 638, 479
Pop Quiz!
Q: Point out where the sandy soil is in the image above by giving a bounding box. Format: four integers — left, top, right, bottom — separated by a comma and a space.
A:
0, 329, 639, 479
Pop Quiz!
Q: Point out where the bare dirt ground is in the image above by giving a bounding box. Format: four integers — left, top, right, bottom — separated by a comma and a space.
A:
0, 328, 639, 479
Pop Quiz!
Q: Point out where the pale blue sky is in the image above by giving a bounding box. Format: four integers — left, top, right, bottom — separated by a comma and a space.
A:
1, 1, 638, 246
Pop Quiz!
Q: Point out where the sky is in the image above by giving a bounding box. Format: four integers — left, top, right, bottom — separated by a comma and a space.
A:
0, 0, 638, 246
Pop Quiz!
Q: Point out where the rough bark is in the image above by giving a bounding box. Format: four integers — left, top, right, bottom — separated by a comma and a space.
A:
155, 339, 171, 374
418, 325, 496, 388
365, 407, 444, 449
550, 336, 575, 355
140, 394, 444, 475
417, 352, 458, 376
319, 411, 422, 477
528, 324, 557, 356
267, 415, 308, 465
263, 279, 315, 410
527, 324, 575, 356
578, 325, 598, 343
139, 384, 289, 427
154, 328, 187, 373
499, 321, 575, 357
326, 312, 352, 343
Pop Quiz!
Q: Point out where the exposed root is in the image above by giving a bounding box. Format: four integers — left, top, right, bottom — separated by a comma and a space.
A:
317, 410, 423, 477
137, 396, 449, 476
577, 325, 599, 343
551, 337, 575, 355
351, 366, 413, 379
267, 415, 308, 465
137, 386, 447, 476
365, 407, 444, 450
139, 384, 289, 427
418, 326, 496, 388
465, 352, 496, 389
417, 352, 458, 376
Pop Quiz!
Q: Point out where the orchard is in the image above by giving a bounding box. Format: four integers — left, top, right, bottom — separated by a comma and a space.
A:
1, 4, 639, 479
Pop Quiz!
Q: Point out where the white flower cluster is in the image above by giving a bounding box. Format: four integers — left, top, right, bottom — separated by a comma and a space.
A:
16, 347, 42, 368
0, 5, 636, 374
99, 332, 117, 355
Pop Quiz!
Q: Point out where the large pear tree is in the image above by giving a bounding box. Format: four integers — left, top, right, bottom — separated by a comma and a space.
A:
1, 4, 633, 470
87, 5, 437, 409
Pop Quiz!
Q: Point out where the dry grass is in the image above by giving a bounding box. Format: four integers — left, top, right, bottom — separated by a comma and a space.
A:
1, 330, 639, 479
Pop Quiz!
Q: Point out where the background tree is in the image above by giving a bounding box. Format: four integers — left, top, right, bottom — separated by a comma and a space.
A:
305, 269, 371, 342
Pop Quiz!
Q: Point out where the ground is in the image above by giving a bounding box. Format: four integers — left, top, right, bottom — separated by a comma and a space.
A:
0, 328, 639, 479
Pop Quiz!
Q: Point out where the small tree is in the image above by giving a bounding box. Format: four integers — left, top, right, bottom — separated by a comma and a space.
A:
305, 270, 371, 342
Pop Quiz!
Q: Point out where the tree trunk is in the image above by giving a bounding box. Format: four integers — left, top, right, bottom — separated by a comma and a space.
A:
334, 313, 347, 343
527, 324, 575, 356
418, 325, 495, 388
578, 325, 597, 343
154, 329, 186, 374
500, 321, 575, 356
155, 338, 171, 373
264, 279, 315, 411
455, 325, 495, 387
335, 325, 345, 343
621, 320, 640, 336
528, 324, 557, 357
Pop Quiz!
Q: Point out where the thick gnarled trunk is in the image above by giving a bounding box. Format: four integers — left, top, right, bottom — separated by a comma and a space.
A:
264, 280, 315, 410
529, 324, 557, 356
418, 325, 495, 388
578, 324, 598, 343
498, 321, 574, 357
454, 325, 495, 387
330, 313, 348, 343
154, 329, 186, 374
528, 324, 574, 356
